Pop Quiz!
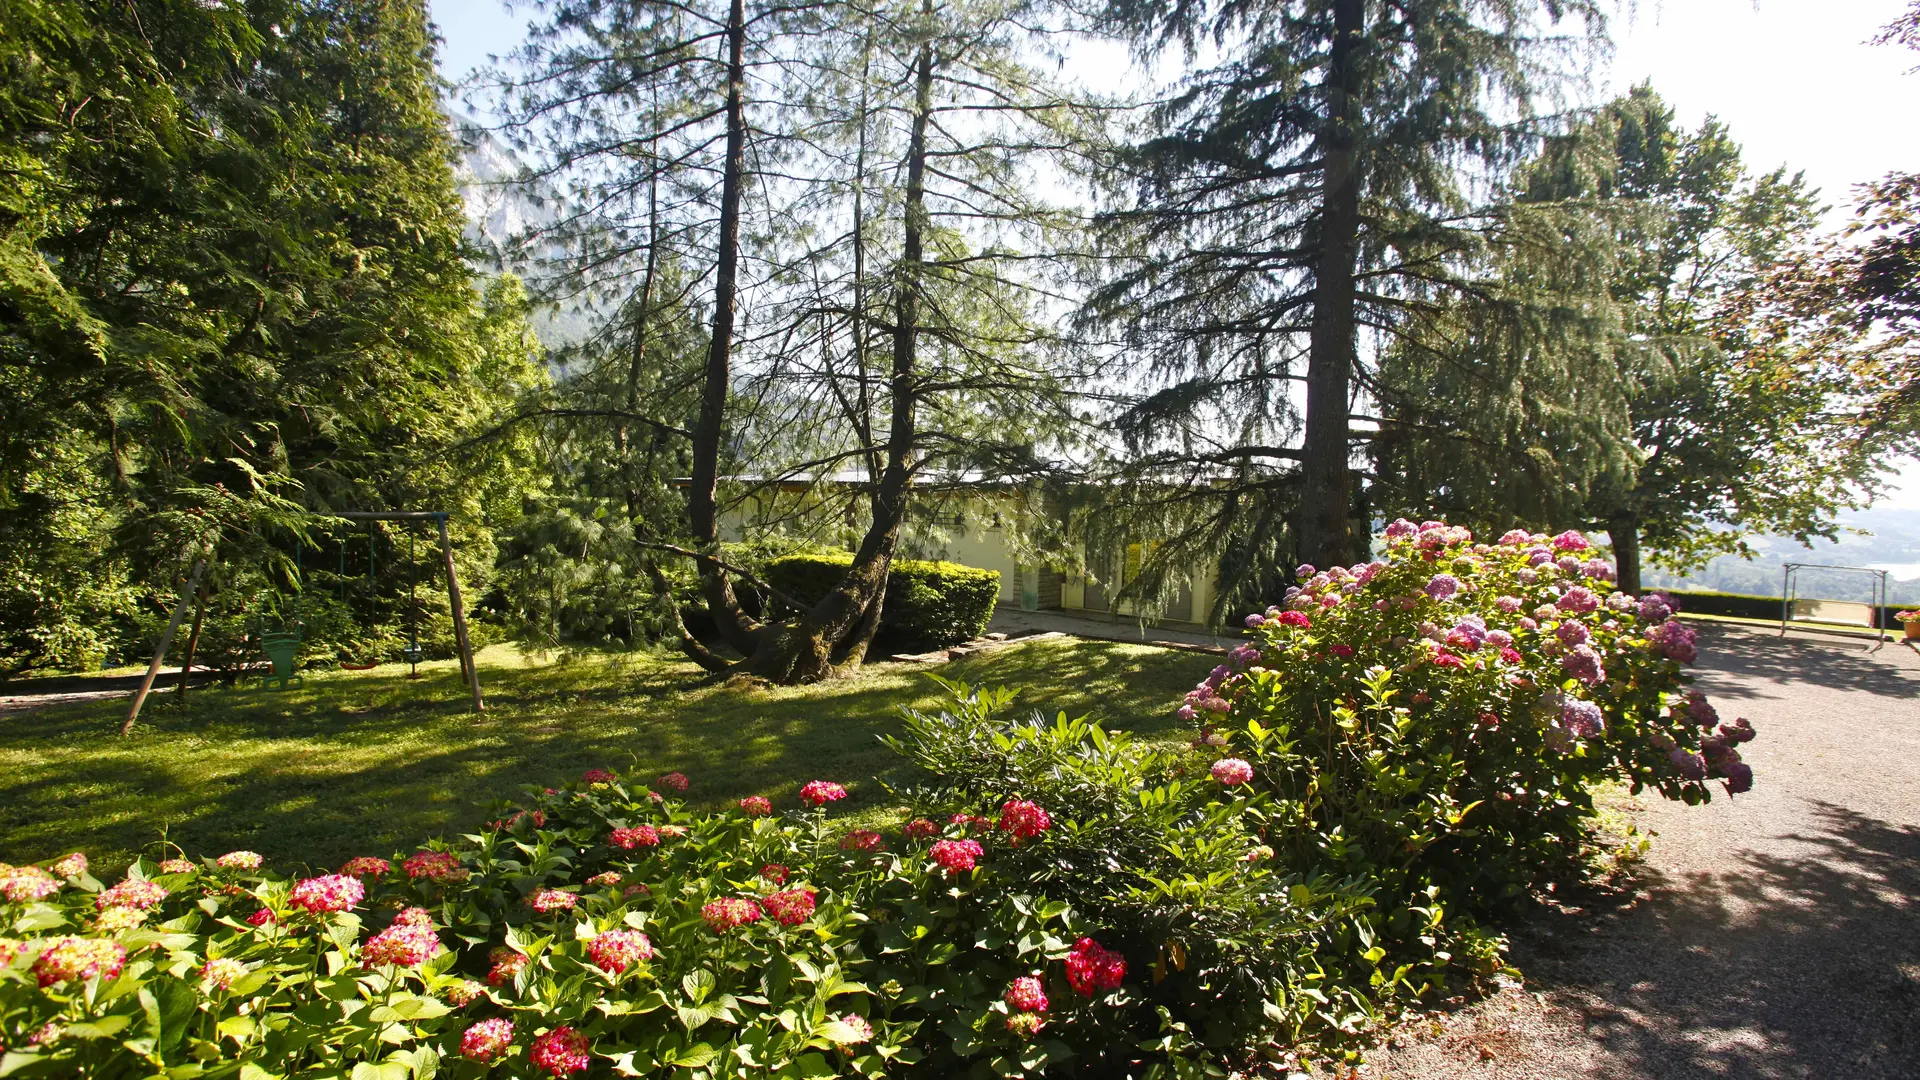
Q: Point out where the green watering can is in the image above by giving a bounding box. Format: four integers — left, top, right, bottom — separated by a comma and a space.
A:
259, 629, 305, 691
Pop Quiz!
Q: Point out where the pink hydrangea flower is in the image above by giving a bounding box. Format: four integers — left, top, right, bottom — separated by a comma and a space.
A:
951, 813, 993, 833
96, 879, 168, 911
0, 865, 60, 902
1555, 620, 1590, 646
587, 871, 623, 888
1562, 644, 1606, 685
904, 818, 940, 840
31, 936, 127, 987
799, 780, 848, 807
761, 863, 790, 885
1005, 975, 1049, 1013
51, 853, 87, 879
200, 956, 247, 990
583, 768, 617, 783
610, 825, 660, 850
1064, 937, 1126, 996
158, 859, 195, 874
446, 979, 487, 1006
289, 874, 365, 914
657, 772, 690, 792
529, 888, 578, 914
1559, 587, 1600, 615
1649, 619, 1699, 663
764, 888, 818, 926
339, 857, 390, 878
1210, 758, 1254, 786
461, 1017, 515, 1063
217, 851, 263, 871
702, 897, 763, 932
393, 906, 434, 927
361, 922, 443, 968
1551, 530, 1590, 552
586, 929, 654, 973
403, 852, 464, 882
835, 1013, 873, 1044
739, 796, 772, 816
930, 839, 984, 876
1424, 574, 1461, 601
839, 829, 885, 852
1384, 518, 1418, 540
998, 800, 1052, 843
1495, 596, 1523, 613
487, 948, 528, 986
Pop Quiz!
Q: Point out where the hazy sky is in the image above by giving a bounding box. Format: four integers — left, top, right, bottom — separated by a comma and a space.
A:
427, 0, 1920, 505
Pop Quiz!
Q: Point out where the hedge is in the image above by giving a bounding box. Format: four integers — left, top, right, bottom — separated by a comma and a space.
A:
764, 553, 1000, 648
1663, 588, 1903, 627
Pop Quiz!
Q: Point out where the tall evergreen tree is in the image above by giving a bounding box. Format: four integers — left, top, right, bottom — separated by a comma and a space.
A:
1084, 0, 1602, 614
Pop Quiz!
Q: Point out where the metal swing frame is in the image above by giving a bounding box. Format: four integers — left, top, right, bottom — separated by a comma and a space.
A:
1779, 562, 1890, 651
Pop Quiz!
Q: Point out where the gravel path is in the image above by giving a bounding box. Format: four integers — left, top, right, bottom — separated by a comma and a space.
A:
1371, 624, 1920, 1080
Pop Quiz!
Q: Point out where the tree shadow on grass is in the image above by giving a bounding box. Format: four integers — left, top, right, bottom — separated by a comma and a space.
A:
0, 638, 1211, 873
1510, 801, 1920, 1079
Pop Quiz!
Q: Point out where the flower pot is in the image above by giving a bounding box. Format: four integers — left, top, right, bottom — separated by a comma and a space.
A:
1905, 620, 1920, 641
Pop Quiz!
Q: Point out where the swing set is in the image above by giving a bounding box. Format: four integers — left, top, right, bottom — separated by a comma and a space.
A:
122, 510, 484, 733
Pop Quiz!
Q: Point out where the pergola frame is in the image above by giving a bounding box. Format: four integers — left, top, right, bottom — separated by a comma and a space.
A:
1779, 562, 1890, 651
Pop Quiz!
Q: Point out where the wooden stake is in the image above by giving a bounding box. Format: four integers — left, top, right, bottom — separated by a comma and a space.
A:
176, 584, 209, 697
123, 557, 206, 735
438, 515, 484, 712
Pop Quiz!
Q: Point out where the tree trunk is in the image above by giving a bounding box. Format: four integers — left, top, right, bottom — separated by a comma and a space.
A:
1296, 0, 1364, 571
686, 0, 764, 657
1608, 511, 1643, 596
738, 21, 932, 683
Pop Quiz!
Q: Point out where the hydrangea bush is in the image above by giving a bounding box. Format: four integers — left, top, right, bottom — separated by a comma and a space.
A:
1191, 520, 1754, 924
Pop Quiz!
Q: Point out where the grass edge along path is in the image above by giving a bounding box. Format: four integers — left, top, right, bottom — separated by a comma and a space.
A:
0, 638, 1215, 874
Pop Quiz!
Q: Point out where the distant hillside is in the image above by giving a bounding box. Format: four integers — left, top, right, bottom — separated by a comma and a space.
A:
447, 111, 601, 350
1642, 508, 1920, 604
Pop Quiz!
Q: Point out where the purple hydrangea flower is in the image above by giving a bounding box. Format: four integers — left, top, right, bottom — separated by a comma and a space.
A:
1668, 748, 1707, 780
1560, 699, 1605, 738
1244, 613, 1265, 629
1555, 620, 1591, 646
1562, 644, 1606, 685
1722, 761, 1754, 795
1583, 559, 1615, 581
1486, 629, 1514, 648
1495, 596, 1523, 613
1557, 555, 1583, 575
1228, 644, 1261, 667
1424, 574, 1462, 601
1498, 529, 1531, 545
1648, 619, 1698, 663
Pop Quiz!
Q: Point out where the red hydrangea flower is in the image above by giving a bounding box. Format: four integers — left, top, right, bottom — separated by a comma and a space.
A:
246, 907, 277, 928
799, 780, 848, 807
1274, 610, 1311, 628
609, 825, 660, 850
1064, 937, 1126, 997
702, 897, 763, 932
835, 1013, 873, 1044
998, 800, 1052, 843
96, 879, 168, 911
529, 888, 578, 914
1210, 758, 1254, 786
486, 948, 528, 986
1499, 647, 1523, 664
1551, 529, 1590, 552
529, 1025, 592, 1075
761, 863, 790, 885
461, 1017, 515, 1063
289, 874, 365, 914
657, 771, 690, 792
585, 929, 654, 973
930, 838, 984, 875
339, 857, 390, 878
31, 936, 127, 987
738, 796, 772, 816
950, 813, 993, 833
1004, 975, 1048, 1013
840, 829, 885, 852
1329, 643, 1355, 658
583, 768, 616, 783
51, 853, 88, 878
763, 887, 818, 926
403, 851, 463, 882
361, 922, 443, 969
904, 818, 940, 840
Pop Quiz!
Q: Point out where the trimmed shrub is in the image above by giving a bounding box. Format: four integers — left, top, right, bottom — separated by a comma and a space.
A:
1664, 588, 1899, 627
764, 553, 1000, 648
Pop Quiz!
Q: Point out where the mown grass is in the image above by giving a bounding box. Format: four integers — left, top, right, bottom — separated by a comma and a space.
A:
0, 639, 1213, 874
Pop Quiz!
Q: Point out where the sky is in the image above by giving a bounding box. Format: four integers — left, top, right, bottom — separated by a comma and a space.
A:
426, 0, 1920, 506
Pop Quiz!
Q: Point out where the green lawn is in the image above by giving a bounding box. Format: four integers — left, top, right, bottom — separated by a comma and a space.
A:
0, 639, 1213, 874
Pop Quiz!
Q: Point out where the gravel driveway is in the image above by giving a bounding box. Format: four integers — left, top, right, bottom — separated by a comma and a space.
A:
1370, 624, 1920, 1080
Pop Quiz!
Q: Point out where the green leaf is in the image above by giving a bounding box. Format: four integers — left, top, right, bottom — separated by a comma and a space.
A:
683, 968, 716, 1005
